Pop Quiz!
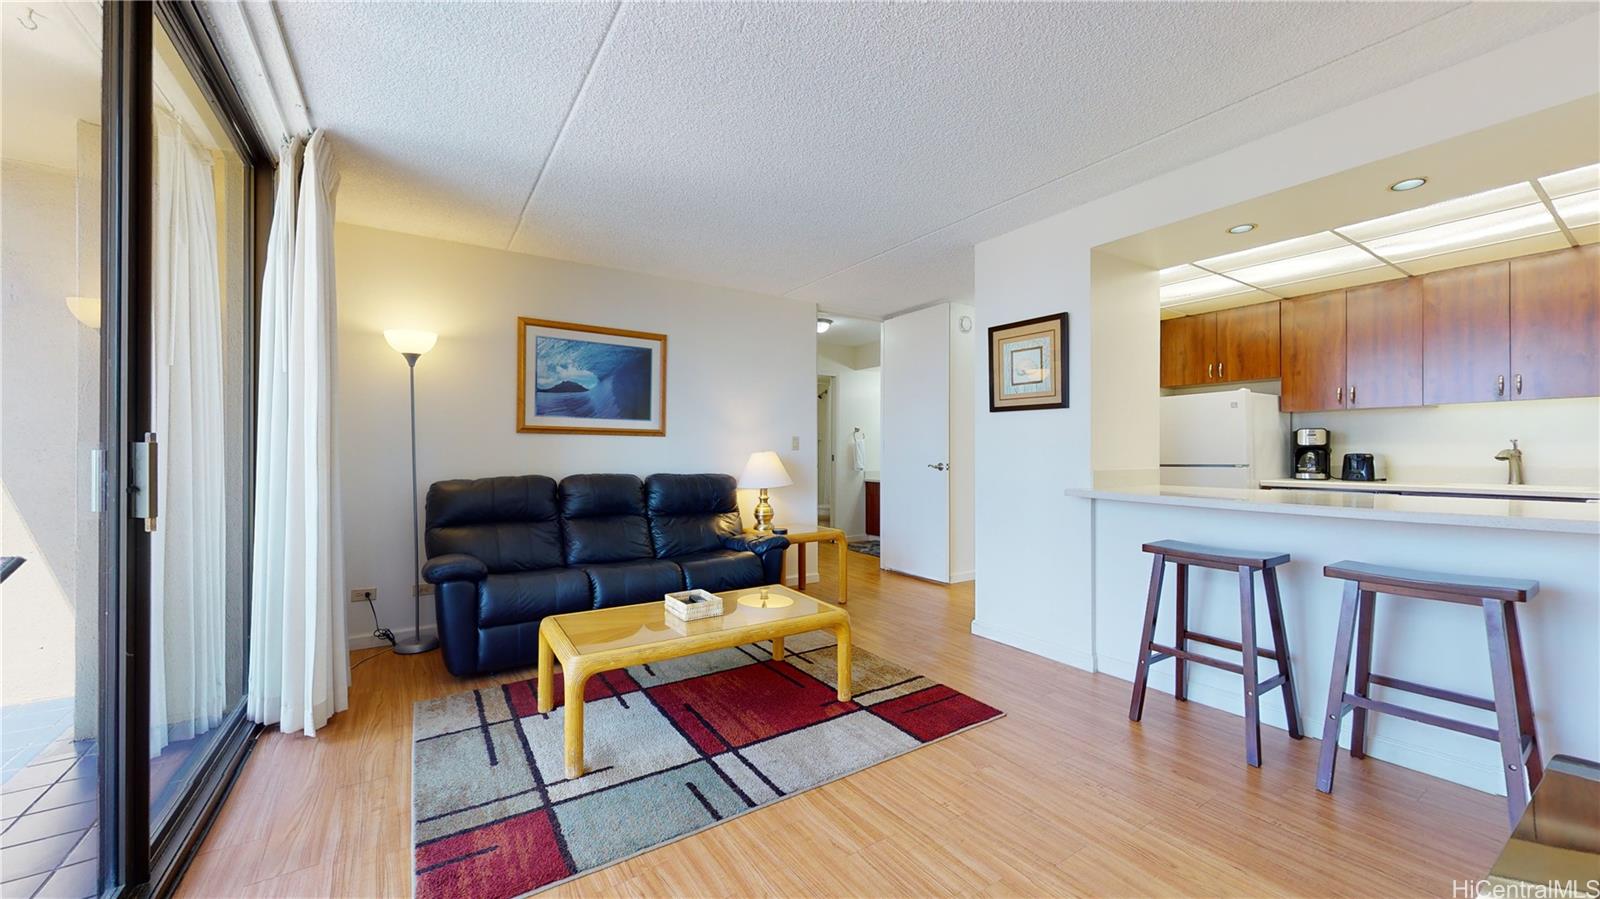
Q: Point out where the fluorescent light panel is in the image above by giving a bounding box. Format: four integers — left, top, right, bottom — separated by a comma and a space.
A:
1158, 264, 1254, 306
1339, 183, 1540, 244
1538, 163, 1600, 200
1552, 190, 1600, 229
1362, 203, 1559, 263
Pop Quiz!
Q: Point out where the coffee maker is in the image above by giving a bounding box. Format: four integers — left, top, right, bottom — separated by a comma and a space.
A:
1292, 428, 1331, 480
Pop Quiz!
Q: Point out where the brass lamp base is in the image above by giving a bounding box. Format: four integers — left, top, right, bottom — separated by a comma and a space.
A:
753, 488, 776, 531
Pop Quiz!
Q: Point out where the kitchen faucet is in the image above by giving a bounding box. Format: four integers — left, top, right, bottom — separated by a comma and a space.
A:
1494, 439, 1524, 486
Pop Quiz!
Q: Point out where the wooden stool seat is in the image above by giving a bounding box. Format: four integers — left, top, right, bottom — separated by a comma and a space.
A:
1129, 541, 1303, 768
1317, 560, 1543, 831
1142, 540, 1290, 571
1322, 561, 1539, 604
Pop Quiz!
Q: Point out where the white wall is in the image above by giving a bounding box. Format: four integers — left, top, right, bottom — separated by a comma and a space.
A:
1290, 398, 1600, 487
0, 160, 91, 707
336, 224, 818, 647
816, 343, 880, 539
972, 16, 1600, 670
948, 303, 976, 581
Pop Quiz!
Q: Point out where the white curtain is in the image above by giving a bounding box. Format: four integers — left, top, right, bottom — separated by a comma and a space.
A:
150, 113, 229, 756
247, 131, 349, 736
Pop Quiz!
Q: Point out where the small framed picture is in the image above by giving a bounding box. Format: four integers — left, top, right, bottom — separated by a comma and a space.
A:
516, 318, 667, 436
988, 313, 1067, 412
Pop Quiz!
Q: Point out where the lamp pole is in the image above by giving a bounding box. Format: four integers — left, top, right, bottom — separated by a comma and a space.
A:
395, 351, 438, 654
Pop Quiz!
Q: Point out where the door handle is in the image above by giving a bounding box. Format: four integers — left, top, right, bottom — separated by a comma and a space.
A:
927, 462, 950, 472
131, 431, 158, 533
1515, 373, 1523, 395
1497, 375, 1505, 397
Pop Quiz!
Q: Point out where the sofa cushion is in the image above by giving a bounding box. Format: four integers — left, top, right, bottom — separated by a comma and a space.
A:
645, 473, 743, 558
581, 559, 684, 609
426, 476, 563, 572
560, 474, 652, 564
478, 568, 593, 628
671, 549, 763, 593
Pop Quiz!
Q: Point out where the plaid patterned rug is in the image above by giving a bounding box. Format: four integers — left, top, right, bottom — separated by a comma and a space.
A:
412, 630, 1002, 897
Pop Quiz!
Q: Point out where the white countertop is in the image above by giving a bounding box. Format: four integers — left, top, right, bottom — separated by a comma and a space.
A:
1064, 484, 1600, 535
1259, 478, 1599, 501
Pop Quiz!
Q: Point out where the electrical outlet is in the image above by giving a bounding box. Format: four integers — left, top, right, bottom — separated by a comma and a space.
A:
350, 587, 376, 604
791, 435, 800, 450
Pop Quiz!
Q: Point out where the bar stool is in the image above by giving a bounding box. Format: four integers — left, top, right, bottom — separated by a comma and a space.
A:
1317, 561, 1542, 831
1129, 540, 1304, 767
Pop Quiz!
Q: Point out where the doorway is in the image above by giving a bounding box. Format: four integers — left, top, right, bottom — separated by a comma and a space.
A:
817, 376, 835, 526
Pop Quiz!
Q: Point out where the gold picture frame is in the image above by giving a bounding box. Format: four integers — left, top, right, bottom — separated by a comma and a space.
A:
516, 317, 668, 436
988, 313, 1067, 412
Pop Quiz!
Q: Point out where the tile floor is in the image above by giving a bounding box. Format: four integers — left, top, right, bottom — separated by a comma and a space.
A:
0, 701, 75, 784
0, 732, 97, 899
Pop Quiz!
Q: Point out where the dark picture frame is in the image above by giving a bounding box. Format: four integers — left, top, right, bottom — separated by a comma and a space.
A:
988, 312, 1068, 412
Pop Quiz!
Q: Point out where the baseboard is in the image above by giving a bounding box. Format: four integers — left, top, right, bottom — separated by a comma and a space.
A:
349, 623, 437, 651
1097, 650, 1507, 796
969, 619, 1094, 672
950, 569, 975, 583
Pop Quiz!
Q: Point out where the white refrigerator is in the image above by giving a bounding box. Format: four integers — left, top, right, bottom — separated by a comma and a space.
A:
1159, 389, 1288, 488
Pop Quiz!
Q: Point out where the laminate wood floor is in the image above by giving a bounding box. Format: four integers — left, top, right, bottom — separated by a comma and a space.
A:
178, 552, 1507, 897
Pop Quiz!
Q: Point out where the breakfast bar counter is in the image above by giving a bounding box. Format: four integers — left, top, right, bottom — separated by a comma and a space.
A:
1061, 483, 1600, 798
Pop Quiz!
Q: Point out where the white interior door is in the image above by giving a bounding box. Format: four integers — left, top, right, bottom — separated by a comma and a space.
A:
881, 304, 951, 582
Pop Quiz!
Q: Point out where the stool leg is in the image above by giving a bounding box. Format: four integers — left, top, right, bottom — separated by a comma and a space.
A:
1503, 604, 1542, 792
1317, 580, 1361, 794
1484, 599, 1531, 831
1174, 563, 1189, 702
1129, 553, 1166, 723
1262, 567, 1302, 740
1237, 565, 1262, 768
1349, 591, 1377, 759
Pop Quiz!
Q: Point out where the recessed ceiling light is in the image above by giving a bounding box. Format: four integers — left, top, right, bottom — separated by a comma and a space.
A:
1390, 177, 1427, 192
816, 317, 834, 334
1228, 223, 1256, 234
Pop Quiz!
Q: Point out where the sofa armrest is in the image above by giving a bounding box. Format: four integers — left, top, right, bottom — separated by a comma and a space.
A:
721, 533, 789, 556
423, 553, 488, 584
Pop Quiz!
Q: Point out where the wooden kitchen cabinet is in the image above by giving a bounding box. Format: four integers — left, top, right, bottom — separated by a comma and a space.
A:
1215, 302, 1280, 382
1279, 290, 1347, 412
1510, 244, 1600, 400
1422, 259, 1510, 405
1160, 301, 1278, 387
1345, 278, 1422, 408
1159, 316, 1208, 387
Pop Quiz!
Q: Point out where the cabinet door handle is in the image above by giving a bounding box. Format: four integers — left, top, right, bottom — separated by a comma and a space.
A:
1207, 362, 1215, 379
1515, 373, 1523, 395
1336, 386, 1343, 405
1218, 361, 1224, 379
1349, 385, 1356, 405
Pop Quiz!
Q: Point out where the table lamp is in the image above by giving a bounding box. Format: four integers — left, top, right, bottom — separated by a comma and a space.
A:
739, 450, 793, 532
384, 329, 439, 655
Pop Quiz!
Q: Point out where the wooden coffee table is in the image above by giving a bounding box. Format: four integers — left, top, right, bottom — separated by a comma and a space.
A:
537, 584, 852, 777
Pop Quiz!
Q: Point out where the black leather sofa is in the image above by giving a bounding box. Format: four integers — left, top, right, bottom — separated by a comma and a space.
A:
420, 473, 789, 677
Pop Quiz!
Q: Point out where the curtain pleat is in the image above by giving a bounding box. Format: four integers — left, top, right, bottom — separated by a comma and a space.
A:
150, 115, 228, 756
247, 131, 349, 736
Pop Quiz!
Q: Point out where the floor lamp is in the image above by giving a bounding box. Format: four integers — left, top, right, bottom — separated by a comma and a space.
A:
385, 329, 440, 654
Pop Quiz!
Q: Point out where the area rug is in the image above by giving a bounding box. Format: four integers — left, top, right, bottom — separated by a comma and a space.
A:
848, 538, 881, 557
412, 631, 1001, 897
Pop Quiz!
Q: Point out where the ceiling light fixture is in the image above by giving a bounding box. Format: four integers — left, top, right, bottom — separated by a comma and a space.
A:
1228, 223, 1256, 234
816, 317, 833, 334
1390, 177, 1427, 192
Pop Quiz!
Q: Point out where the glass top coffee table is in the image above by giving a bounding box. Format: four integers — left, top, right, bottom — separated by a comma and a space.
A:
536, 584, 852, 778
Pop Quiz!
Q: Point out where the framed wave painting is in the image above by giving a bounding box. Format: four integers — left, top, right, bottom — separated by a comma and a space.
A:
988, 312, 1067, 412
516, 318, 667, 436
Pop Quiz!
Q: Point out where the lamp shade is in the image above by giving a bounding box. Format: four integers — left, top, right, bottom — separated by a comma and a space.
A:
65, 296, 101, 329
384, 329, 437, 356
738, 451, 793, 490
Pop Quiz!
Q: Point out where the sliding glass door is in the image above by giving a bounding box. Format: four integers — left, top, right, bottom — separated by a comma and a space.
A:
1, 2, 269, 894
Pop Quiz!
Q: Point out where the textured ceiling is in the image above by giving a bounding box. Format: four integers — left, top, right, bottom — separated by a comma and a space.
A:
242, 1, 1593, 318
